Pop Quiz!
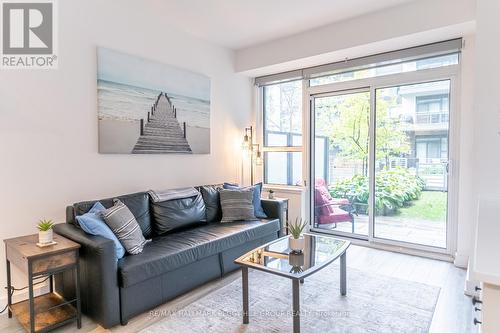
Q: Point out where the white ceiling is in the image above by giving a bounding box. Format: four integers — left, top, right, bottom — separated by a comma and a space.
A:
153, 0, 417, 50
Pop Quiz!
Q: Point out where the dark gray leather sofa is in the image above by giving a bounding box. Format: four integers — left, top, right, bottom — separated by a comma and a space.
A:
53, 186, 283, 328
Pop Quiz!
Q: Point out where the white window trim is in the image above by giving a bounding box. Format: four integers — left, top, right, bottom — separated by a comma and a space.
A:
259, 83, 305, 187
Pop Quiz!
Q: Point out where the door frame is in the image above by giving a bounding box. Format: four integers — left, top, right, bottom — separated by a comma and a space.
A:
306, 64, 461, 256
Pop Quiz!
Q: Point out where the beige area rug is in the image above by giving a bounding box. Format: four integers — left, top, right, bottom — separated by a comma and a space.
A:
141, 262, 440, 333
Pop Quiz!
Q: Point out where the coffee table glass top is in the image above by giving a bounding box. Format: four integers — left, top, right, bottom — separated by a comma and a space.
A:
235, 234, 350, 279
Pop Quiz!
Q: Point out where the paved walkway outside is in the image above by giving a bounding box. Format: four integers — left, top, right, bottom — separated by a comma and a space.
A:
317, 214, 446, 248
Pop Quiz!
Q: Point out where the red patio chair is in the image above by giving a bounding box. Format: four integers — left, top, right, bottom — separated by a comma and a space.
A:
314, 178, 356, 233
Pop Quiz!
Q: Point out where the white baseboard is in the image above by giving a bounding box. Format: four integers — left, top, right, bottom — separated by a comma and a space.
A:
464, 260, 480, 297
454, 252, 469, 268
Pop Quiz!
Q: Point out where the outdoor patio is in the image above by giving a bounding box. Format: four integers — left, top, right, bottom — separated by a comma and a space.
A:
317, 214, 446, 248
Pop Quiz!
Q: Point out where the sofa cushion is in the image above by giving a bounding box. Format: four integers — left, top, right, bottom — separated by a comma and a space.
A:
118, 218, 280, 287
151, 193, 206, 235
199, 185, 222, 222
73, 192, 153, 239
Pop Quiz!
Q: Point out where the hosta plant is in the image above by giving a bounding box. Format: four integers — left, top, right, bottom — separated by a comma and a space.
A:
329, 168, 425, 215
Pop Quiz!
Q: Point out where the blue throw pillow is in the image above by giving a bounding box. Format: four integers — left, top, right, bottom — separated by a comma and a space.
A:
75, 202, 126, 259
223, 182, 267, 219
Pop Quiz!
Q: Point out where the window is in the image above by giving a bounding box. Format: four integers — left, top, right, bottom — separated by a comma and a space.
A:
309, 53, 459, 86
257, 40, 459, 252
416, 94, 449, 124
416, 137, 448, 161
263, 80, 303, 186
263, 80, 302, 146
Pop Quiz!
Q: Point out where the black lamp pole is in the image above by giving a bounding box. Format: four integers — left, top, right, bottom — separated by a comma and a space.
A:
242, 126, 262, 185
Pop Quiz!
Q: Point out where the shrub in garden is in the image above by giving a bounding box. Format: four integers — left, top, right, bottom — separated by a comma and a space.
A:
329, 168, 425, 215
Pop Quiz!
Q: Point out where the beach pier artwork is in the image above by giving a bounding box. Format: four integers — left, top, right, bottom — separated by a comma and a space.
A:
132, 92, 191, 154
97, 47, 210, 154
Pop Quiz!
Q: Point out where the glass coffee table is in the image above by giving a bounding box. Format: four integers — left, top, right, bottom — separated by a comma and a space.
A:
234, 233, 350, 333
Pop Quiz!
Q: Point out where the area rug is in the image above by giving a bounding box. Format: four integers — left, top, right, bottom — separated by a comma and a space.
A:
141, 263, 440, 333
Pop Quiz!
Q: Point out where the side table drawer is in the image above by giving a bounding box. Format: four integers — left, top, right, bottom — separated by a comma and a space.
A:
32, 250, 77, 274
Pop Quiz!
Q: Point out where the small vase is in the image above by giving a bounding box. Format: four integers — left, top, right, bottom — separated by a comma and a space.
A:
268, 192, 275, 199
289, 252, 305, 267
288, 236, 304, 253
38, 229, 53, 244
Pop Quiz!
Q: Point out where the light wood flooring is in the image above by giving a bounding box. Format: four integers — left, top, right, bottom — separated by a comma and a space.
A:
0, 245, 473, 333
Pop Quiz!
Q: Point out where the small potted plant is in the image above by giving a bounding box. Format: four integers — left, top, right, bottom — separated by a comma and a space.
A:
287, 218, 308, 253
268, 189, 275, 199
37, 219, 54, 244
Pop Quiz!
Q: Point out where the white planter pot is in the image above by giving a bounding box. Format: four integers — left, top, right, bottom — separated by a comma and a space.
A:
268, 192, 275, 199
288, 236, 304, 253
38, 229, 53, 244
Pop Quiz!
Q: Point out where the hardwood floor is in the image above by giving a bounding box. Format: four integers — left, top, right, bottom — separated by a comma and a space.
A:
0, 245, 473, 333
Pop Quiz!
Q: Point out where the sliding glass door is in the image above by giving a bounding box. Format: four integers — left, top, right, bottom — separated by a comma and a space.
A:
312, 90, 370, 237
374, 80, 450, 248
311, 79, 452, 251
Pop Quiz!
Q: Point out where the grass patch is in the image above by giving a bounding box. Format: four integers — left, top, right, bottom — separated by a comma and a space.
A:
397, 191, 447, 222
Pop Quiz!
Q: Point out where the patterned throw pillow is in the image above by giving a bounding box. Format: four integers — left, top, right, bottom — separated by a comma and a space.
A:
101, 199, 149, 255
219, 188, 256, 223
223, 182, 267, 219
76, 202, 126, 259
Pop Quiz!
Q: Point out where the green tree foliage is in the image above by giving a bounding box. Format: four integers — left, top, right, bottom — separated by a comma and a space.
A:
264, 81, 302, 133
315, 92, 410, 175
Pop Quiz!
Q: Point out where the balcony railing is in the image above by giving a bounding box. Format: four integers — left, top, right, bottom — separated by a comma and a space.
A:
415, 112, 449, 124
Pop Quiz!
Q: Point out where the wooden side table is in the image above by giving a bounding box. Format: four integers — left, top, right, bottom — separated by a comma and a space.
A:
4, 234, 81, 333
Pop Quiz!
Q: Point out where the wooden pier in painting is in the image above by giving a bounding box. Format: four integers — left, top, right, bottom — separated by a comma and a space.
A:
132, 93, 192, 154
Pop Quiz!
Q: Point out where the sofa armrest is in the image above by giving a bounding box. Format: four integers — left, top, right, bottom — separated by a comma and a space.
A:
53, 223, 121, 328
261, 199, 287, 236
261, 199, 285, 220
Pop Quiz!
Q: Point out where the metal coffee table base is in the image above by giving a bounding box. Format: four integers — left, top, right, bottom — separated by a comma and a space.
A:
241, 251, 347, 333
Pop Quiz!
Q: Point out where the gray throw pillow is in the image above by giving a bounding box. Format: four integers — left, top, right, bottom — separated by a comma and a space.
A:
219, 188, 256, 223
101, 199, 149, 255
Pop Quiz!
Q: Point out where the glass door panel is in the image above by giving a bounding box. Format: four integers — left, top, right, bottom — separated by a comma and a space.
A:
374, 80, 450, 248
313, 91, 370, 236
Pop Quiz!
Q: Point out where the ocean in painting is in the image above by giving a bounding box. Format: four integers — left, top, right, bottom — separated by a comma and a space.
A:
98, 80, 210, 129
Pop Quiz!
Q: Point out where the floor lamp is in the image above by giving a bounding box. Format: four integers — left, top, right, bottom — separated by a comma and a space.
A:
242, 126, 262, 185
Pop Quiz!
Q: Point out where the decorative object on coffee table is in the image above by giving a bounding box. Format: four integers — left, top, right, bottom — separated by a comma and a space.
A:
36, 219, 54, 246
287, 218, 308, 253
235, 234, 350, 333
288, 252, 305, 274
268, 189, 275, 199
4, 234, 81, 333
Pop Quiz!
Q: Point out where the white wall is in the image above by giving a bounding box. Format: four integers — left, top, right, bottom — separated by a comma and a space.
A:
0, 0, 252, 298
470, 0, 500, 283
472, 0, 500, 197
235, 0, 475, 76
